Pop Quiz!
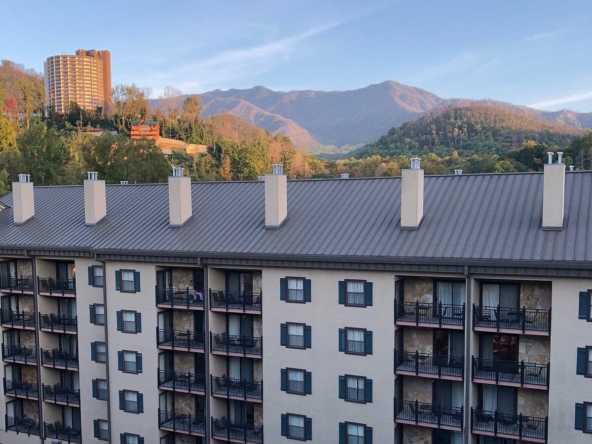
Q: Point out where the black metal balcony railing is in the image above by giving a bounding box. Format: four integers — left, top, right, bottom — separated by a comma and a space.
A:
3, 378, 39, 400
473, 305, 551, 334
211, 375, 263, 401
158, 410, 206, 436
158, 370, 206, 394
210, 333, 263, 357
43, 384, 80, 406
212, 417, 264, 443
41, 349, 78, 370
5, 415, 40, 436
44, 422, 82, 443
1, 310, 35, 329
156, 329, 205, 351
395, 350, 464, 379
471, 408, 548, 441
394, 399, 463, 430
37, 277, 76, 296
39, 313, 77, 333
2, 344, 37, 364
472, 357, 549, 388
210, 290, 263, 313
155, 286, 204, 309
395, 300, 465, 327
0, 275, 34, 292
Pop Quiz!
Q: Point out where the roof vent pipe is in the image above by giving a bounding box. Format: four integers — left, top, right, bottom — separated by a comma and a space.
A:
400, 158, 424, 230
341, 173, 350, 179
265, 164, 287, 229
542, 152, 565, 229
168, 167, 192, 227
120, 181, 128, 185
13, 173, 34, 225
570, 166, 574, 172
557, 152, 563, 164
84, 172, 106, 226
454, 169, 462, 175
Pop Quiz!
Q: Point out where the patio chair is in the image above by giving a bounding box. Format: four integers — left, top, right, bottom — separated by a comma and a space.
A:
475, 411, 494, 426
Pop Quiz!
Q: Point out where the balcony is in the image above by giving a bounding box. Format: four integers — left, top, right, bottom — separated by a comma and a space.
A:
158, 410, 205, 437
155, 286, 204, 310
39, 313, 77, 334
394, 399, 463, 431
471, 409, 547, 443
44, 422, 82, 443
42, 384, 80, 406
41, 349, 79, 371
211, 417, 263, 443
156, 329, 205, 353
1, 310, 36, 330
5, 415, 40, 436
3, 379, 39, 400
37, 277, 76, 297
395, 301, 465, 329
472, 357, 549, 389
395, 350, 463, 380
158, 370, 205, 394
210, 290, 262, 314
0, 275, 34, 294
210, 333, 262, 358
473, 305, 551, 336
2, 344, 37, 365
211, 375, 263, 403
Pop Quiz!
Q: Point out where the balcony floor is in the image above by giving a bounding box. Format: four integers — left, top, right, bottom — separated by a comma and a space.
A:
395, 360, 463, 381
159, 418, 205, 437
473, 369, 547, 390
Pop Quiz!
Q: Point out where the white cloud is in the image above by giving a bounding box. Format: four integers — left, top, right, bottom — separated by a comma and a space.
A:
525, 28, 569, 42
407, 51, 482, 83
528, 91, 592, 109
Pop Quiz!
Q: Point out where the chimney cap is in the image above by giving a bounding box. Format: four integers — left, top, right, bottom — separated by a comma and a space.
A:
569, 165, 574, 172
87, 171, 98, 181
120, 180, 128, 185
410, 158, 421, 170
172, 167, 185, 177
272, 164, 284, 175
454, 169, 462, 176
18, 174, 30, 183
340, 173, 350, 179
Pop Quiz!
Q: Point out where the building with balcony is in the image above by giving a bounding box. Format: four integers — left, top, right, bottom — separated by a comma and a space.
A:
0, 159, 589, 443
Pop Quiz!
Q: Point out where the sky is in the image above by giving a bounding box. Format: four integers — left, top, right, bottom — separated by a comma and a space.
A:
2, 0, 592, 112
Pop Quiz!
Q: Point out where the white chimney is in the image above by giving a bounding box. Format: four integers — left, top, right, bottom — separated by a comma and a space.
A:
120, 180, 128, 185
168, 167, 192, 227
542, 152, 565, 229
12, 174, 34, 225
84, 172, 107, 226
400, 158, 424, 230
265, 164, 287, 229
340, 173, 350, 179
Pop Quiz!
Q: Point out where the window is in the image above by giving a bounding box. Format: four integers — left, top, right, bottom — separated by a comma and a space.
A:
121, 270, 135, 292
92, 342, 106, 363
123, 390, 138, 413
90, 304, 105, 325
346, 328, 365, 355
93, 379, 108, 400
122, 311, 137, 333
585, 403, 592, 433
288, 278, 304, 302
288, 414, 305, 440
588, 291, 592, 322
579, 291, 592, 320
93, 266, 104, 287
287, 323, 305, 349
346, 281, 365, 306
123, 351, 137, 373
288, 369, 305, 394
346, 423, 365, 444
346, 376, 365, 402
94, 419, 108, 440
124, 433, 141, 444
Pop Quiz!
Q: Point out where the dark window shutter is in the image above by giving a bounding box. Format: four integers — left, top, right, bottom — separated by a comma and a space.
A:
280, 323, 287, 346
118, 390, 124, 410
89, 305, 95, 324
579, 292, 588, 319
339, 422, 346, 444
577, 348, 587, 375
88, 266, 94, 286
116, 311, 122, 331
93, 420, 98, 438
280, 278, 286, 301
305, 371, 312, 394
339, 281, 345, 304
305, 417, 312, 440
90, 342, 96, 361
115, 270, 121, 291
305, 325, 312, 348
135, 312, 142, 333
139, 438, 144, 444
365, 282, 373, 306
339, 329, 345, 352
281, 414, 287, 436
339, 376, 345, 399
138, 393, 144, 413
365, 378, 373, 403
120, 434, 125, 444
92, 379, 97, 398
365, 331, 373, 355
137, 353, 143, 373
118, 351, 123, 371
365, 426, 373, 444
280, 369, 287, 391
575, 403, 584, 430
304, 279, 312, 302
134, 271, 141, 292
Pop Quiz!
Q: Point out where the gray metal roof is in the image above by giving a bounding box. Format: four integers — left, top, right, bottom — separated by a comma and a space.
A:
0, 172, 591, 265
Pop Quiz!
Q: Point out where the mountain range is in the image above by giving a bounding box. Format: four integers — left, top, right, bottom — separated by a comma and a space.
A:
197, 81, 592, 154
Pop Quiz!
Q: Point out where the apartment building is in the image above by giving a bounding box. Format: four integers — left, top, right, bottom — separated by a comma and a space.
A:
44, 49, 111, 114
0, 158, 589, 444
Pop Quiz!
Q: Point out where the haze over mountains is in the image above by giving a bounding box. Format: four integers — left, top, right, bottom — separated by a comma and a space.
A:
198, 81, 592, 154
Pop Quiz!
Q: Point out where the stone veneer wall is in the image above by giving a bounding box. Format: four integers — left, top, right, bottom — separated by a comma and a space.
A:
518, 388, 548, 417
403, 278, 433, 303
254, 404, 263, 425
174, 352, 195, 374
16, 260, 32, 276
174, 393, 196, 416
19, 294, 34, 314
173, 311, 194, 332
253, 360, 263, 382
520, 281, 551, 310
519, 336, 550, 365
172, 268, 194, 289
253, 315, 262, 338
403, 328, 433, 353
402, 377, 432, 403
21, 330, 36, 349
253, 272, 262, 294
23, 399, 38, 421
402, 425, 432, 444
176, 435, 198, 444
21, 366, 37, 383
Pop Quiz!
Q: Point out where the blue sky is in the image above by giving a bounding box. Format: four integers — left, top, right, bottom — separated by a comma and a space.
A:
2, 0, 591, 111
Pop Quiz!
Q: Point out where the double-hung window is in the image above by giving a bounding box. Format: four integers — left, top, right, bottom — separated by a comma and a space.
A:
288, 414, 305, 440
287, 323, 305, 349
346, 281, 365, 306
121, 271, 135, 292
93, 266, 104, 287
287, 369, 305, 394
124, 391, 138, 413
287, 278, 304, 302
122, 311, 136, 333
92, 342, 106, 363
346, 328, 365, 355
346, 423, 365, 444
585, 402, 592, 433
94, 419, 108, 440
587, 347, 592, 377
96, 379, 107, 400
123, 351, 137, 373
94, 305, 105, 325
346, 376, 365, 402
124, 433, 140, 444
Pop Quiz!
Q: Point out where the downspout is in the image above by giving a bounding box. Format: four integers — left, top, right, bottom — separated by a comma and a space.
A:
100, 259, 112, 443
464, 265, 472, 444
31, 255, 44, 443
204, 264, 211, 441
